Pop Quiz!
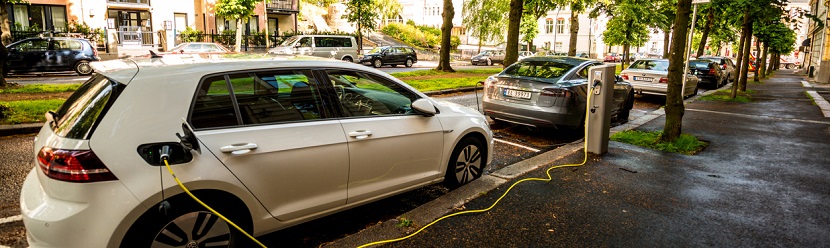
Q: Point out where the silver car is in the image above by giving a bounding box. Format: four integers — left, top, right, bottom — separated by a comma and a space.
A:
620, 59, 700, 98
482, 57, 635, 129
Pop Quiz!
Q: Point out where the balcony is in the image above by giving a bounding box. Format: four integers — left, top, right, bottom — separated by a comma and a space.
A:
266, 0, 298, 13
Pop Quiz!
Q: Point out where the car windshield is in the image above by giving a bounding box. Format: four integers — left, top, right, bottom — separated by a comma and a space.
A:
477, 51, 493, 56
369, 47, 387, 54
280, 36, 300, 46
628, 60, 669, 71
170, 43, 187, 51
501, 60, 575, 82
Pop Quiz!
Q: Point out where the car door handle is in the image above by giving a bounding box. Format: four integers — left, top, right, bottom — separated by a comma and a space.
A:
220, 143, 258, 155
348, 130, 373, 139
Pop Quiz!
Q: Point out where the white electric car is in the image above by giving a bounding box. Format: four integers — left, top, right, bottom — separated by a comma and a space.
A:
20, 57, 493, 247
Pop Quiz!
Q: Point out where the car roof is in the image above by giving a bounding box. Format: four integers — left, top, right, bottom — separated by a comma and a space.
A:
91, 56, 371, 84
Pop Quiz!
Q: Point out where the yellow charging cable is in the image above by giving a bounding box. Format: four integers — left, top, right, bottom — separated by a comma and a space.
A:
357, 84, 597, 248
163, 158, 267, 248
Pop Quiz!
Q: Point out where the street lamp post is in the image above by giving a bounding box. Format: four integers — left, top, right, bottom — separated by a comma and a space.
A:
682, 0, 710, 94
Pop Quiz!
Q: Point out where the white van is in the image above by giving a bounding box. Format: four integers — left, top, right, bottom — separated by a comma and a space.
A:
268, 35, 359, 62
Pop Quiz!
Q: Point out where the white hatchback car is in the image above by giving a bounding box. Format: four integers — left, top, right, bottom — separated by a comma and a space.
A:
20, 57, 493, 247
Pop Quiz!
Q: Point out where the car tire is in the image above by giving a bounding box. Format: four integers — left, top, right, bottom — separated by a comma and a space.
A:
444, 137, 486, 189
486, 58, 493, 66
785, 64, 794, 69
373, 59, 382, 68
74, 60, 93, 76
121, 194, 252, 248
342, 57, 353, 63
405, 58, 413, 67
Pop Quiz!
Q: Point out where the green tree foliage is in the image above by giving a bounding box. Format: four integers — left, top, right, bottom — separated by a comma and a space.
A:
463, 0, 509, 53
381, 22, 459, 49
596, 0, 663, 68
520, 13, 539, 50
303, 0, 338, 8
652, 0, 676, 58
523, 0, 560, 53
345, 0, 378, 52
215, 0, 259, 52
376, 0, 403, 26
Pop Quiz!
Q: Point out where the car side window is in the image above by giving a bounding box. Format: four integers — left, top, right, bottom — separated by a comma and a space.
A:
15, 39, 49, 52
230, 70, 324, 124
326, 70, 420, 117
574, 63, 596, 79
191, 76, 240, 129
52, 40, 82, 50
298, 37, 312, 47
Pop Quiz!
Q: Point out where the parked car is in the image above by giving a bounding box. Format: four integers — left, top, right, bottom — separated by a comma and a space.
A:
482, 57, 635, 129
619, 58, 700, 98
359, 45, 418, 68
164, 42, 231, 55
4, 37, 99, 76
689, 59, 726, 89
471, 50, 505, 66
575, 52, 590, 58
20, 58, 492, 247
698, 56, 737, 83
518, 51, 536, 61
603, 53, 621, 62
267, 35, 359, 62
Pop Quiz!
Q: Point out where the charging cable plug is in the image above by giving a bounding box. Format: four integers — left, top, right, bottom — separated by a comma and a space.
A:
160, 145, 171, 162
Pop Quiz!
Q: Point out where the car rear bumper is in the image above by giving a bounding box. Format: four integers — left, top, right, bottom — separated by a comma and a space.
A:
628, 81, 668, 95
21, 168, 140, 247
482, 100, 583, 128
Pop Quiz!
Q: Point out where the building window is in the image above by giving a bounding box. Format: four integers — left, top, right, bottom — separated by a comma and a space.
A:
545, 18, 554, 34
555, 42, 563, 51
8, 4, 67, 32
217, 16, 258, 33
556, 18, 566, 34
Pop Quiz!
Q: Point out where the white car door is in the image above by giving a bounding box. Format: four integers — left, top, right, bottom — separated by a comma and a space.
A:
190, 71, 349, 221
322, 69, 445, 203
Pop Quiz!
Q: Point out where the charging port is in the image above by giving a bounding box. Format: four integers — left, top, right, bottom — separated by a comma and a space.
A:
137, 143, 193, 166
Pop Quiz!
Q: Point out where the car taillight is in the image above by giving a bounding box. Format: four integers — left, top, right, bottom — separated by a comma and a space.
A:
37, 147, 117, 183
620, 73, 629, 80
541, 88, 572, 98
708, 69, 717, 75
721, 64, 727, 70
658, 77, 668, 84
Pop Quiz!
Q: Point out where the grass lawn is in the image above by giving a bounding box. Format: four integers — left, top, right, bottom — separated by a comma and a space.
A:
392, 68, 502, 92
0, 84, 81, 94
611, 130, 707, 155
0, 99, 65, 124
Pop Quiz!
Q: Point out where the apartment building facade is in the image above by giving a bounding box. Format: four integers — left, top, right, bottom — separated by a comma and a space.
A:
6, 0, 298, 57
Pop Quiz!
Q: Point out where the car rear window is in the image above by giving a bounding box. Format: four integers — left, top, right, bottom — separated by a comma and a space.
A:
51, 74, 123, 139
502, 60, 575, 81
629, 60, 669, 71
690, 61, 712, 69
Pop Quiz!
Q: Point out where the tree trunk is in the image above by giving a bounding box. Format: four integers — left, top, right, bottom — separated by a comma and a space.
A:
233, 19, 243, 52
738, 23, 752, 92
753, 37, 761, 82
663, 26, 671, 59
734, 24, 746, 83
695, 6, 714, 57
436, 0, 455, 72
758, 43, 769, 79
731, 9, 750, 99
662, 0, 694, 143
766, 51, 774, 74
503, 0, 523, 69
774, 53, 780, 70
567, 10, 578, 56
623, 43, 630, 69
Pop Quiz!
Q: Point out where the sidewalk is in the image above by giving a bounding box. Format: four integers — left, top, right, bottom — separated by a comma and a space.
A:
327, 70, 830, 247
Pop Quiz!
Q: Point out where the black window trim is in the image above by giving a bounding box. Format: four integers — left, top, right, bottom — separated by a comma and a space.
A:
187, 68, 335, 131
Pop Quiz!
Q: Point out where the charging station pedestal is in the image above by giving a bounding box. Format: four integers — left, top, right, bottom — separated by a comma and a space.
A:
586, 65, 615, 155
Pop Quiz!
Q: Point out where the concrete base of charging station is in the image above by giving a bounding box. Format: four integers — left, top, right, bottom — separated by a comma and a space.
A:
324, 85, 724, 248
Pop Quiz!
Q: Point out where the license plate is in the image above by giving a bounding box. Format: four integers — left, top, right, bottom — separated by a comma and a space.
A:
633, 76, 653, 82
503, 89, 532, 99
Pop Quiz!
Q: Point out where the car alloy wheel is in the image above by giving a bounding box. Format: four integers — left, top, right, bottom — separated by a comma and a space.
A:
153, 211, 233, 247
444, 137, 485, 189
373, 59, 383, 68
405, 59, 413, 67
75, 60, 93, 76
486, 58, 493, 66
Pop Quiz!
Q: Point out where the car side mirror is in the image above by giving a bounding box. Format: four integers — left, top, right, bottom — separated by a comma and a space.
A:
411, 99, 437, 117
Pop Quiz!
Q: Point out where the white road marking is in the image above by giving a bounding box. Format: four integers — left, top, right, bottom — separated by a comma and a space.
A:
0, 215, 22, 225
494, 138, 541, 152
807, 91, 830, 117
802, 81, 812, 88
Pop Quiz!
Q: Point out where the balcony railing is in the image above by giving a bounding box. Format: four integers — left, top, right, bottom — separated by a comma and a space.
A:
266, 0, 297, 12
108, 0, 150, 4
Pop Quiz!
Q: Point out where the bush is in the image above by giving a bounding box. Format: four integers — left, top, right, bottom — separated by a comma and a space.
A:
179, 27, 204, 42
381, 23, 459, 50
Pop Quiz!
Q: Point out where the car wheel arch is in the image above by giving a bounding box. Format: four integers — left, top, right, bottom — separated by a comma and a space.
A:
117, 189, 254, 247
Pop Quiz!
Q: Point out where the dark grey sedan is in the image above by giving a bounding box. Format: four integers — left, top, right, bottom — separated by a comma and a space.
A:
482, 57, 634, 129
